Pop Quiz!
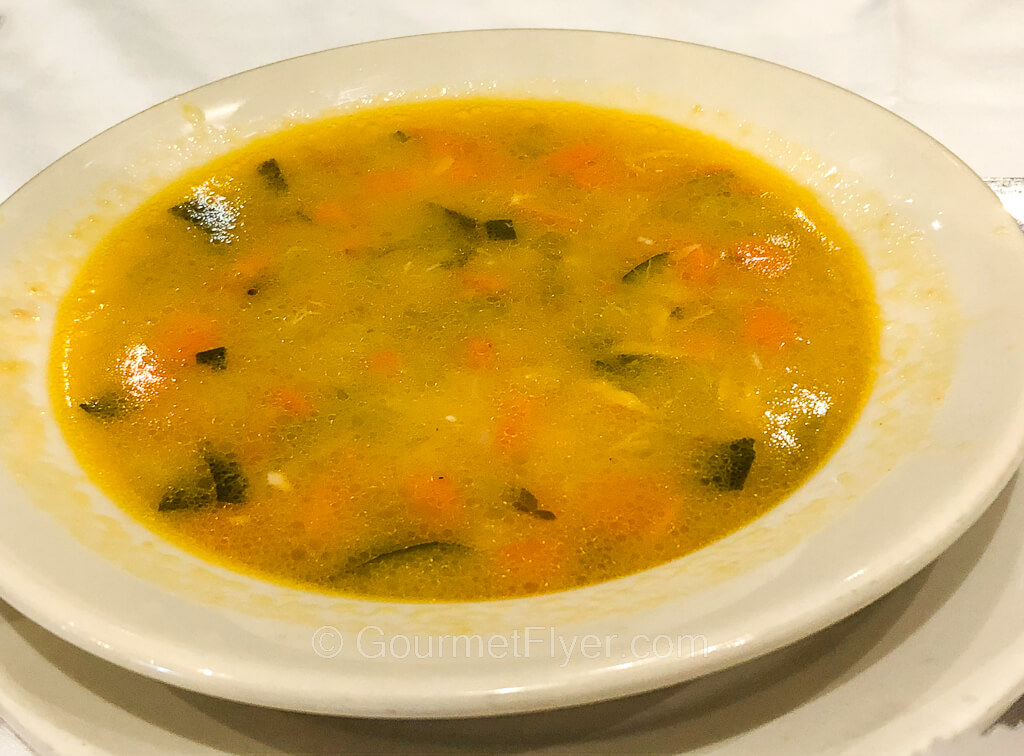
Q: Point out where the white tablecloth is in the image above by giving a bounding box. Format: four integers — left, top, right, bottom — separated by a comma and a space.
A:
2, 1, 1023, 753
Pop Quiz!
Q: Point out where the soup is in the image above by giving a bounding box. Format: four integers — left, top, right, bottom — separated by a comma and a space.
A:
51, 99, 877, 601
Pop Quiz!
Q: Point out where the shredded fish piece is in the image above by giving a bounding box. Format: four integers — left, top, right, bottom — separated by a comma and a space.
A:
267, 471, 293, 491
586, 379, 652, 414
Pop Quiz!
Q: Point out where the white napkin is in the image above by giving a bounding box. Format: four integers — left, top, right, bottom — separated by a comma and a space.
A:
2, 1, 1024, 754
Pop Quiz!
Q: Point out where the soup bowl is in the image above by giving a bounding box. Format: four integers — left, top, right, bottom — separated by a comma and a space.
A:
1, 30, 1023, 717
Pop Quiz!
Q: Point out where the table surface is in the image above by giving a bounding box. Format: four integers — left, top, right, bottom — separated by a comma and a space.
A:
2, 2, 1023, 753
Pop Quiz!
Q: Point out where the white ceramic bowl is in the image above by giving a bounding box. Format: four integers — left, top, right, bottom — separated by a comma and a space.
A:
1, 30, 1023, 718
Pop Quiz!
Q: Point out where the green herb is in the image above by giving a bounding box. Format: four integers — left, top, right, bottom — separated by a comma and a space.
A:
392, 130, 410, 143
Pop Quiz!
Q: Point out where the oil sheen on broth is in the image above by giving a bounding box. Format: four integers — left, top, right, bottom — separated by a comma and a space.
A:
51, 99, 878, 601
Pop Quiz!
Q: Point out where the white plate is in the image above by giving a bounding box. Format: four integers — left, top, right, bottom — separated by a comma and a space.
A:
2, 30, 1024, 717
5, 470, 1024, 755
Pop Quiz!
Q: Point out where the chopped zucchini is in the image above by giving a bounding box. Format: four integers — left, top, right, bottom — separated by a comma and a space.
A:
509, 487, 557, 520
169, 196, 237, 244
158, 484, 215, 512
78, 392, 132, 421
195, 346, 227, 371
345, 541, 472, 572
703, 438, 756, 491
257, 158, 288, 192
484, 219, 517, 241
204, 451, 248, 504
437, 205, 478, 233
622, 252, 669, 284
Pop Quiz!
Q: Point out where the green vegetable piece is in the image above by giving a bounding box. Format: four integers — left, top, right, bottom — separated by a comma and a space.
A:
704, 438, 756, 491
204, 451, 248, 504
622, 252, 670, 284
485, 219, 517, 241
443, 247, 476, 269
431, 204, 480, 268
439, 205, 478, 233
257, 158, 288, 192
78, 393, 131, 421
392, 130, 410, 143
195, 346, 227, 371
169, 196, 237, 244
158, 485, 215, 512
592, 353, 666, 378
509, 487, 556, 520
157, 450, 247, 512
347, 541, 472, 572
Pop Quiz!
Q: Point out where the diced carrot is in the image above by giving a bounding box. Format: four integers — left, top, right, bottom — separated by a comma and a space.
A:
444, 155, 488, 184
150, 312, 221, 363
579, 473, 678, 540
742, 305, 799, 349
267, 386, 316, 417
411, 129, 505, 184
302, 480, 351, 543
365, 349, 403, 378
410, 129, 477, 158
671, 243, 717, 285
546, 143, 601, 173
675, 330, 723, 361
331, 228, 381, 254
492, 396, 537, 461
362, 169, 422, 196
302, 465, 364, 544
460, 271, 511, 297
232, 249, 278, 279
402, 474, 462, 523
492, 538, 565, 591
545, 143, 625, 189
311, 201, 352, 226
462, 336, 496, 370
734, 239, 793, 279
513, 202, 582, 232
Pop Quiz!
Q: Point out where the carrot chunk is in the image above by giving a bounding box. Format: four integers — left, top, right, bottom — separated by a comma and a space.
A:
402, 474, 462, 523
365, 349, 403, 378
267, 386, 316, 417
492, 538, 564, 592
671, 243, 717, 285
150, 312, 221, 363
462, 336, 496, 370
579, 473, 678, 540
460, 271, 511, 297
545, 143, 625, 188
311, 201, 352, 226
492, 396, 537, 462
362, 169, 422, 196
742, 305, 799, 348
